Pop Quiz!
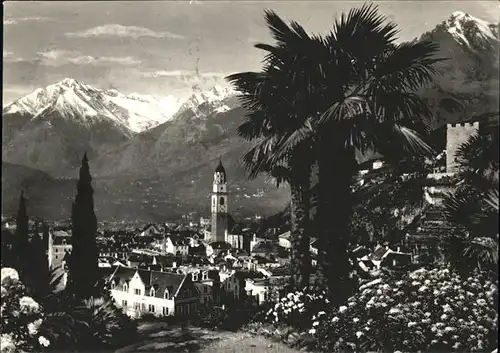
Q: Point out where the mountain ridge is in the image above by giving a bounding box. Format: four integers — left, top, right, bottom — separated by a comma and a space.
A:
2, 11, 499, 222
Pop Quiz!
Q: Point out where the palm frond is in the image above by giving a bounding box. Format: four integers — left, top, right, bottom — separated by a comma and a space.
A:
485, 189, 499, 211
269, 119, 315, 165
373, 40, 444, 92
319, 95, 368, 124
443, 191, 483, 229
330, 3, 399, 60
266, 165, 292, 188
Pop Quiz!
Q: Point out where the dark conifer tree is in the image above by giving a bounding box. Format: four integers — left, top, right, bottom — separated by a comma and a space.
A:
29, 221, 50, 301
14, 191, 30, 282
67, 152, 99, 299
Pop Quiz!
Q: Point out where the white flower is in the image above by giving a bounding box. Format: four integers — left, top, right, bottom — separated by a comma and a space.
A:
408, 321, 417, 328
312, 321, 319, 327
389, 308, 401, 315
38, 335, 50, 347
418, 285, 427, 292
308, 328, 316, 335
440, 313, 448, 320
356, 331, 363, 338
353, 317, 359, 323
1, 333, 16, 353
0, 286, 6, 298
476, 298, 487, 306
425, 312, 432, 317
444, 326, 455, 333
28, 318, 43, 336
19, 296, 40, 314
317, 311, 326, 317
1, 268, 19, 284
331, 316, 339, 323
339, 305, 348, 313
287, 293, 293, 299
442, 304, 453, 313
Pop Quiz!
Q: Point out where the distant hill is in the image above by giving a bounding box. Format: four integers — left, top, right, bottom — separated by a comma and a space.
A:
2, 11, 498, 223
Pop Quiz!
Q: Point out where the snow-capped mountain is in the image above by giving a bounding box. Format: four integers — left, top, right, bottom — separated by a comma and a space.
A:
441, 11, 499, 49
3, 78, 182, 133
174, 84, 238, 118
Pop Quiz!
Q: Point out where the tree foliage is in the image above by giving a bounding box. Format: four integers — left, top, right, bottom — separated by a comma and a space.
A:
67, 153, 100, 299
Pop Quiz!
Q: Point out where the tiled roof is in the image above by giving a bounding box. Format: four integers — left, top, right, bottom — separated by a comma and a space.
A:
110, 266, 187, 299
251, 242, 277, 254
269, 266, 291, 277
52, 230, 70, 238
210, 241, 232, 250
168, 235, 190, 246
278, 231, 291, 240
369, 246, 390, 261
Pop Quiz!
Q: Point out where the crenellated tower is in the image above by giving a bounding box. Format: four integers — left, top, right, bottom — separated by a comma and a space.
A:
446, 122, 479, 173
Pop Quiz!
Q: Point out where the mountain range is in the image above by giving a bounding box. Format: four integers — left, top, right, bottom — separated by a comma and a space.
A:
2, 11, 499, 223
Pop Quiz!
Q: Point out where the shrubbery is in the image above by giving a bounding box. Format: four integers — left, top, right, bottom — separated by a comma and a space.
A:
1, 268, 50, 353
263, 287, 329, 330
310, 265, 498, 352
1, 266, 137, 353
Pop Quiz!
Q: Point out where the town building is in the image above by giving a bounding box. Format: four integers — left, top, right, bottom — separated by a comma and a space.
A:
107, 266, 201, 318
47, 230, 72, 269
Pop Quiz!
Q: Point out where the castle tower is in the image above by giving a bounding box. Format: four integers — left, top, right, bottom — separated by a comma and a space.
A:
446, 122, 479, 173
211, 160, 228, 243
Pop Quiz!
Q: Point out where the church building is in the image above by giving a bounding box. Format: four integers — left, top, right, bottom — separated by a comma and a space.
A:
208, 160, 249, 251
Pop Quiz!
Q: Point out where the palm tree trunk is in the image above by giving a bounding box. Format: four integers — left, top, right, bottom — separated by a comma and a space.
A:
288, 154, 312, 290
314, 146, 357, 304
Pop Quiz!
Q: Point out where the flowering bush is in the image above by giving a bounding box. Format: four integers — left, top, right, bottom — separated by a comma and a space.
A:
1, 268, 50, 353
310, 265, 498, 352
264, 287, 330, 330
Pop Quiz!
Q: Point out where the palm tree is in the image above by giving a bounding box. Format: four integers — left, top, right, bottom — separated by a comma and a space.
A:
226, 10, 319, 289
443, 114, 499, 276
229, 5, 443, 296
253, 4, 442, 301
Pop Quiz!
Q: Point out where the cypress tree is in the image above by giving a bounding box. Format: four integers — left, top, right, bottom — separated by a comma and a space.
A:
14, 191, 30, 282
67, 152, 99, 299
29, 221, 50, 301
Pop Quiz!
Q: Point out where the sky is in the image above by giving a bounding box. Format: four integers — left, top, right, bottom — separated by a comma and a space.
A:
3, 0, 499, 104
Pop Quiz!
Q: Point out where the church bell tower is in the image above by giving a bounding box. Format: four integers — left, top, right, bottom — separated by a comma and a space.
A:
211, 160, 228, 243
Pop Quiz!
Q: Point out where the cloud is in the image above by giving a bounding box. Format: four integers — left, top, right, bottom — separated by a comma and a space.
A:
36, 50, 142, 67
65, 24, 184, 39
4, 17, 53, 25
3, 50, 25, 63
140, 70, 228, 79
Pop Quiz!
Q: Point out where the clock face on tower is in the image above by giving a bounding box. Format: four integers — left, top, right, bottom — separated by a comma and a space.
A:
220, 205, 226, 213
